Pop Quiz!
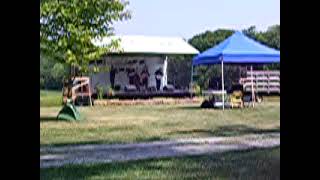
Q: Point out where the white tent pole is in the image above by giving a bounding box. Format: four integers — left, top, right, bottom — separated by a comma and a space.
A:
163, 56, 168, 87
222, 60, 225, 110
251, 65, 255, 107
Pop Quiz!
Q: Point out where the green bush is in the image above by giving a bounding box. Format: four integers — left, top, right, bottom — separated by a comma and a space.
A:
192, 84, 201, 96
96, 85, 104, 100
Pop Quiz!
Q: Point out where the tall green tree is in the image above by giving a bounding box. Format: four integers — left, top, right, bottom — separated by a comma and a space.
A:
243, 25, 280, 70
243, 25, 280, 50
264, 25, 280, 50
40, 54, 68, 89
188, 29, 236, 90
167, 54, 193, 89
40, 0, 131, 75
40, 0, 130, 113
188, 29, 234, 52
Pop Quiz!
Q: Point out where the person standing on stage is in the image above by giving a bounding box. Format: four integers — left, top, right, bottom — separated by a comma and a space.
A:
109, 65, 117, 89
154, 67, 163, 91
140, 65, 150, 91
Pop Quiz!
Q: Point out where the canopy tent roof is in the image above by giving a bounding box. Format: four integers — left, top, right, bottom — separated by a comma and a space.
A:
93, 35, 199, 55
192, 31, 280, 65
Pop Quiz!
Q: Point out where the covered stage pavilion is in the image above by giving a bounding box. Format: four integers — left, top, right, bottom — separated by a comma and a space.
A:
90, 35, 199, 99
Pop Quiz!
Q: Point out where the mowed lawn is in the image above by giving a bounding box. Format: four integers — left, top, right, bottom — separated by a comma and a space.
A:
40, 98, 280, 147
40, 147, 280, 180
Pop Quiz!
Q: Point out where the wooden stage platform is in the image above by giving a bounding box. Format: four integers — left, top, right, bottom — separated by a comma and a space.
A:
94, 97, 202, 106
92, 90, 195, 100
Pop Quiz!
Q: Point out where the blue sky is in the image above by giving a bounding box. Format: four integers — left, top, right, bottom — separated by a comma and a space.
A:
114, 0, 280, 39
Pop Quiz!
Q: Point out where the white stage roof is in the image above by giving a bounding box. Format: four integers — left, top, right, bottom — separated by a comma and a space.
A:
92, 35, 199, 55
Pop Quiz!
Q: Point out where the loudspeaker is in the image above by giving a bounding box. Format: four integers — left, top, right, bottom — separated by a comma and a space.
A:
163, 84, 175, 91
114, 84, 121, 91
124, 85, 137, 92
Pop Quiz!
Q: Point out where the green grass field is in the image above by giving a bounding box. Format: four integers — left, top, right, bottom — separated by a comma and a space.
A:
40, 101, 279, 147
40, 91, 280, 179
40, 147, 280, 180
40, 90, 62, 107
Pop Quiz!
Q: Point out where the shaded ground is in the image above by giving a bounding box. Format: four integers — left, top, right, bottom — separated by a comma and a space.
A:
41, 146, 280, 180
41, 133, 279, 168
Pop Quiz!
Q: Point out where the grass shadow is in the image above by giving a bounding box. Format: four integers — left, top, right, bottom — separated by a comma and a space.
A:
176, 106, 202, 110
135, 136, 165, 142
40, 147, 280, 180
41, 136, 167, 148
40, 116, 59, 122
212, 125, 280, 136
167, 129, 216, 136
40, 116, 78, 122
167, 124, 280, 137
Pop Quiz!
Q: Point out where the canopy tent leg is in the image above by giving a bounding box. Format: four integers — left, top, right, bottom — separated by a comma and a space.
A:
251, 65, 255, 107
222, 60, 225, 110
89, 77, 93, 107
190, 64, 193, 98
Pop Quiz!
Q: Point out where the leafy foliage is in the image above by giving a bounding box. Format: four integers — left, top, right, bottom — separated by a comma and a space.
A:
243, 25, 280, 70
167, 55, 193, 89
188, 29, 235, 52
40, 54, 68, 89
95, 84, 104, 99
243, 25, 280, 50
40, 0, 131, 74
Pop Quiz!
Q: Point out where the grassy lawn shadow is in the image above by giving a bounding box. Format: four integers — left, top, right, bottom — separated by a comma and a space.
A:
176, 106, 202, 110
40, 147, 280, 180
40, 116, 75, 122
167, 128, 216, 136
40, 116, 58, 122
41, 136, 167, 148
168, 124, 280, 137
212, 124, 280, 136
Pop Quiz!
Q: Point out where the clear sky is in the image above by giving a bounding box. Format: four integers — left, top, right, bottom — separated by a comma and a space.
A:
114, 0, 280, 39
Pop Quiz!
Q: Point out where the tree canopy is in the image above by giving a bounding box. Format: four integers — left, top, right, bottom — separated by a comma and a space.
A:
188, 29, 235, 53
243, 25, 280, 50
40, 54, 68, 89
40, 0, 131, 74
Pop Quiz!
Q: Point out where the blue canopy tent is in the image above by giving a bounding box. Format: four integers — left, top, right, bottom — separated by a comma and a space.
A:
192, 31, 280, 109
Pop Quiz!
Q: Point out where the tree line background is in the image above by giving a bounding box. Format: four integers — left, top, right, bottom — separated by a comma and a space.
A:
40, 25, 279, 90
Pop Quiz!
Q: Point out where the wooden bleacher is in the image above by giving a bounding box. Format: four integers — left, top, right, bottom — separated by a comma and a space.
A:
239, 70, 280, 94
